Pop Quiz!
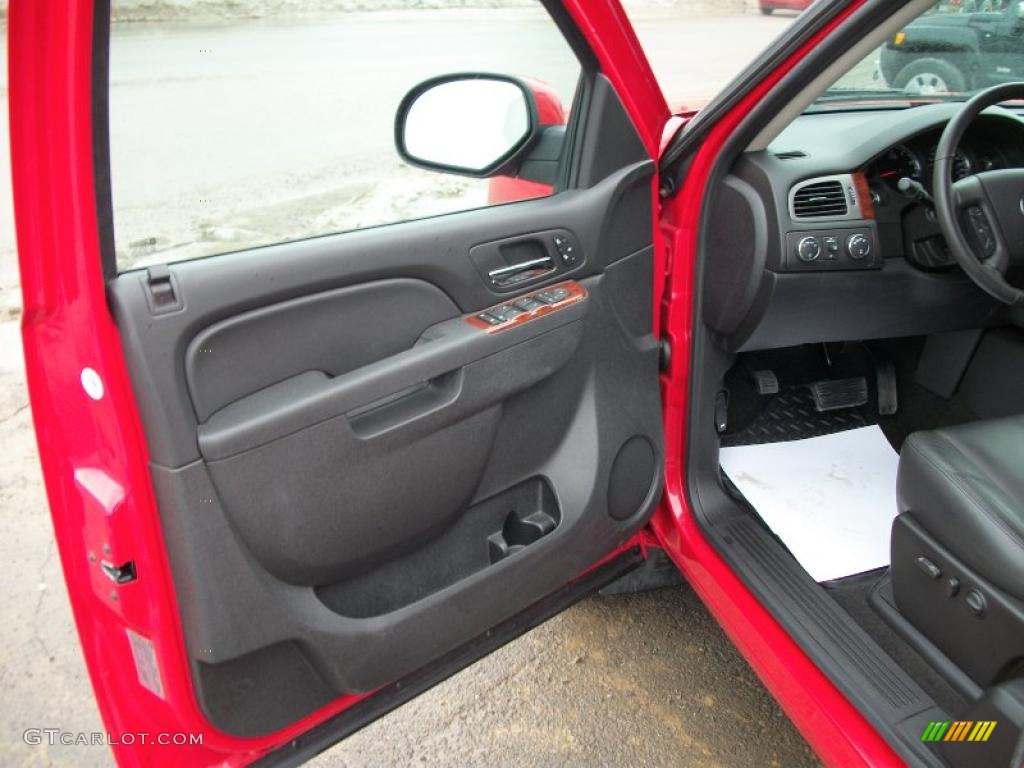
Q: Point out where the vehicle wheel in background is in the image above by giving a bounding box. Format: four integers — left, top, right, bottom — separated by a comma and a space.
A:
893, 58, 967, 95
760, 5, 774, 14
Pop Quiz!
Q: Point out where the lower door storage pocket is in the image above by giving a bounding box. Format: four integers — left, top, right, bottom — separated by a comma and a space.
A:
316, 477, 561, 618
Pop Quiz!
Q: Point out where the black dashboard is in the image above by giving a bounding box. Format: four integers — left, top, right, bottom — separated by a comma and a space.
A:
703, 102, 1019, 351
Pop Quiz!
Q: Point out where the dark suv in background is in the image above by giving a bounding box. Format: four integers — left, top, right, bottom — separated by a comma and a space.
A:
880, 0, 1024, 93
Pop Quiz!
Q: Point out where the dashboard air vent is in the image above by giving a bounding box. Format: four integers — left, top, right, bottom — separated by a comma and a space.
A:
774, 150, 807, 160
791, 180, 848, 218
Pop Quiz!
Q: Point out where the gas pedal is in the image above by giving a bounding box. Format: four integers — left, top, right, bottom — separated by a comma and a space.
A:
876, 360, 898, 416
808, 377, 868, 412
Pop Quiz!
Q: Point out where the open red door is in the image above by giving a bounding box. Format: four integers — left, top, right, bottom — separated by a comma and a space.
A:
9, 1, 671, 765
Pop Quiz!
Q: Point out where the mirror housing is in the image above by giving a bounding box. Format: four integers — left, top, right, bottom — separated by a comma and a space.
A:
395, 73, 542, 179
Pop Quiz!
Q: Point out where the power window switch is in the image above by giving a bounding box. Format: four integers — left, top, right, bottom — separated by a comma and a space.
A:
513, 297, 543, 312
476, 312, 502, 326
492, 304, 523, 321
536, 287, 570, 304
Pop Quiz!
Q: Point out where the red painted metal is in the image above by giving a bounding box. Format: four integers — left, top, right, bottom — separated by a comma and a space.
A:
560, 0, 669, 159
651, 1, 905, 766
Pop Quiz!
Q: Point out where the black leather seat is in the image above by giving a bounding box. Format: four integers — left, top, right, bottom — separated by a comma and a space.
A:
892, 415, 1024, 686
897, 415, 1024, 600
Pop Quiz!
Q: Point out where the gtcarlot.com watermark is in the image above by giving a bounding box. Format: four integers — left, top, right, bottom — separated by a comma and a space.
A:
24, 729, 203, 746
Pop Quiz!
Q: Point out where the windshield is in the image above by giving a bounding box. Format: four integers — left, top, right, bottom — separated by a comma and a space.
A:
816, 0, 1024, 108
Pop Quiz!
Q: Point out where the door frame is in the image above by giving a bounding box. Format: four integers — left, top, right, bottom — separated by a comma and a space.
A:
651, 0, 908, 765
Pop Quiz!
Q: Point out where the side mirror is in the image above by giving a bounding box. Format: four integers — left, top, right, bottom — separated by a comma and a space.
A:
395, 74, 539, 178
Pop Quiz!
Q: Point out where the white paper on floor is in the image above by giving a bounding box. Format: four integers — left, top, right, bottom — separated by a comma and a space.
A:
719, 425, 900, 583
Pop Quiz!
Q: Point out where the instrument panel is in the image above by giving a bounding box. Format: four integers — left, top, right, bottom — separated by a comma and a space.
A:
865, 128, 1007, 196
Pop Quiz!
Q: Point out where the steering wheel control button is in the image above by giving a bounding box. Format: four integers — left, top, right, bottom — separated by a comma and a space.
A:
846, 233, 871, 260
797, 236, 822, 262
967, 206, 997, 258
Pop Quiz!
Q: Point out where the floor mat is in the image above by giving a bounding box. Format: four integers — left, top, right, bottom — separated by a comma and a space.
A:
721, 385, 870, 447
720, 425, 899, 582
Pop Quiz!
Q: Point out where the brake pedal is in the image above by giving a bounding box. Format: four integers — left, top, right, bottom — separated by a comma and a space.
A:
751, 369, 779, 395
808, 377, 868, 412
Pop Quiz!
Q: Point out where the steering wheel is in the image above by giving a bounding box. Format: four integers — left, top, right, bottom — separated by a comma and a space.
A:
933, 82, 1024, 306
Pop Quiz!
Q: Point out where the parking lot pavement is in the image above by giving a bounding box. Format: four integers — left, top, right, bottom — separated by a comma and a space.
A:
1, 8, 820, 767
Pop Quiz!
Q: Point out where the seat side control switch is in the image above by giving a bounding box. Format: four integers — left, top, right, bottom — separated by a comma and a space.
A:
916, 556, 942, 580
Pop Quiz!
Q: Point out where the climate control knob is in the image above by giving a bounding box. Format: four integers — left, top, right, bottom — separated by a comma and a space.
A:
796, 236, 821, 262
846, 233, 871, 260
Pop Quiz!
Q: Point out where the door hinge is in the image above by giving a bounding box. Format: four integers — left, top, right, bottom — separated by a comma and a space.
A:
144, 265, 183, 314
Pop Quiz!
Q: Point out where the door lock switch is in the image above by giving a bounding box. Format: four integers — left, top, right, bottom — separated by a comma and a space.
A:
553, 234, 577, 266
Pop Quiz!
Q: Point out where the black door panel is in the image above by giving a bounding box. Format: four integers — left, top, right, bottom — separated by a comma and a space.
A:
185, 278, 459, 423
109, 78, 662, 739
204, 318, 585, 585
195, 293, 587, 461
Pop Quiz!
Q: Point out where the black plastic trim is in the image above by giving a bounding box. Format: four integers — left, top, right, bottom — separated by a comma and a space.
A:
92, 0, 117, 280
870, 575, 984, 703
248, 548, 643, 768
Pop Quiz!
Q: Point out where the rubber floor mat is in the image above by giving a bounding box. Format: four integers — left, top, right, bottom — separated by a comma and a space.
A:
721, 385, 871, 447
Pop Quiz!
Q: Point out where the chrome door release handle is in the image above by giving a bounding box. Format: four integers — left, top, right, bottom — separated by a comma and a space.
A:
487, 256, 554, 280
